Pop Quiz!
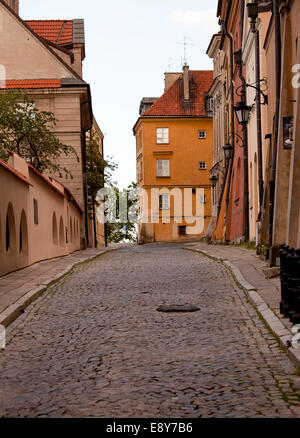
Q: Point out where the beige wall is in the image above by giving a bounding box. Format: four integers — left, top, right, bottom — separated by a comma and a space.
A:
244, 26, 259, 242
0, 3, 74, 81
0, 154, 82, 277
263, 1, 300, 256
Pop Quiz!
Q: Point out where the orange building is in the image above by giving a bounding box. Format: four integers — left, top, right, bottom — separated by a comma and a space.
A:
133, 67, 214, 243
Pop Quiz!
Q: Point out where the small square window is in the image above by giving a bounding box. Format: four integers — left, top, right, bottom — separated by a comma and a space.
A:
199, 162, 207, 170
198, 130, 207, 139
156, 128, 169, 144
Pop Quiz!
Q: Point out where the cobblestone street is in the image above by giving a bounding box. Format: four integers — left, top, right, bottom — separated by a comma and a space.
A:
0, 244, 300, 418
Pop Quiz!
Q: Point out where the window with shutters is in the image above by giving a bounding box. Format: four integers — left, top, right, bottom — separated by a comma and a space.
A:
156, 128, 169, 144
159, 194, 170, 210
157, 159, 170, 177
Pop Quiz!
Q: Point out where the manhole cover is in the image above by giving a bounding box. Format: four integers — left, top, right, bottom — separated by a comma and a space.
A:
157, 305, 200, 313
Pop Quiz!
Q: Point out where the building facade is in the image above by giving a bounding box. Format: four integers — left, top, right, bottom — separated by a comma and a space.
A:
0, 0, 105, 249
133, 67, 213, 243
207, 0, 300, 265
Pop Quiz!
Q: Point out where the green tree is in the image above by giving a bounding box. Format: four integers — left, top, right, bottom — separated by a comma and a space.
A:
0, 91, 78, 178
86, 130, 108, 201
105, 181, 138, 243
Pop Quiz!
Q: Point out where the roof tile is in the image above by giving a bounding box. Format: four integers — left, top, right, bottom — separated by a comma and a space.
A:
143, 70, 213, 117
2, 79, 61, 89
24, 20, 73, 45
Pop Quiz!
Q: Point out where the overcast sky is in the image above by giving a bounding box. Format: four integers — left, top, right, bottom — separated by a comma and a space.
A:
21, 0, 219, 189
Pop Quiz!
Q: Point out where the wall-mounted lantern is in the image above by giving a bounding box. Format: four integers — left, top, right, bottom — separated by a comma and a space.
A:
234, 101, 252, 125
223, 144, 234, 161
209, 175, 218, 188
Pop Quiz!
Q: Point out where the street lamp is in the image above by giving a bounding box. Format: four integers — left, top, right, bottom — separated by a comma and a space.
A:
234, 100, 252, 125
223, 144, 234, 161
247, 2, 259, 22
209, 175, 218, 188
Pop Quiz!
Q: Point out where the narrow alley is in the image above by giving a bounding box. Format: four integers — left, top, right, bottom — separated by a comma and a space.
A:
0, 244, 299, 418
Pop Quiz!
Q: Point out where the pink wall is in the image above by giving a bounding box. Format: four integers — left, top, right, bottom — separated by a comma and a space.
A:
226, 7, 245, 242
0, 154, 82, 277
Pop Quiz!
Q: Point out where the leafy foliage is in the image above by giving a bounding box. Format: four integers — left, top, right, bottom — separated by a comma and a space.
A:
0, 91, 78, 177
105, 181, 138, 243
86, 130, 107, 202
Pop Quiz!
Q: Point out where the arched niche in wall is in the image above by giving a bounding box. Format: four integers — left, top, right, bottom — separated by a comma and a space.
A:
19, 209, 28, 255
70, 216, 73, 243
52, 212, 58, 245
236, 157, 241, 200
254, 153, 258, 219
59, 216, 64, 247
6, 203, 16, 253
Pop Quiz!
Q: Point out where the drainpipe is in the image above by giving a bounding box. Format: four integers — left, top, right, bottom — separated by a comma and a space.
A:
238, 0, 250, 242
223, 6, 235, 225
216, 162, 230, 230
235, 48, 250, 243
251, 19, 264, 212
102, 136, 107, 247
90, 129, 98, 249
269, 0, 281, 258
213, 0, 234, 238
81, 132, 89, 248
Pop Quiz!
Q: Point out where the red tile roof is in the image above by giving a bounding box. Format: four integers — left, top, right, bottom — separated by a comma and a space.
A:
3, 79, 61, 89
25, 20, 73, 45
143, 70, 213, 117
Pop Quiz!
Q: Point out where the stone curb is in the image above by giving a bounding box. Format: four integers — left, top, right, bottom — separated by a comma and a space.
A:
0, 248, 116, 329
187, 248, 300, 368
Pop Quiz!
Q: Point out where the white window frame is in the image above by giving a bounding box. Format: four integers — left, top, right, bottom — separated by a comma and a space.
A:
159, 194, 170, 210
198, 130, 207, 139
200, 195, 207, 204
157, 159, 170, 177
199, 161, 207, 170
156, 128, 169, 144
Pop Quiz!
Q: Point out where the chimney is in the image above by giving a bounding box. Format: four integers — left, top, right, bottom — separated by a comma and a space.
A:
164, 72, 182, 91
4, 0, 19, 14
183, 65, 190, 101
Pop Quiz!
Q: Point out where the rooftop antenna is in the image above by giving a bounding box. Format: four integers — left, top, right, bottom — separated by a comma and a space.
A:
177, 36, 195, 67
167, 57, 175, 72
167, 57, 181, 72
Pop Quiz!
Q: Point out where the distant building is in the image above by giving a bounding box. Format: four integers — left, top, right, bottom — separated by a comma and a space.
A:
133, 66, 214, 243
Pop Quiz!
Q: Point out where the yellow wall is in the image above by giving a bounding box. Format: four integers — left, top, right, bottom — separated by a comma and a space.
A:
135, 117, 213, 242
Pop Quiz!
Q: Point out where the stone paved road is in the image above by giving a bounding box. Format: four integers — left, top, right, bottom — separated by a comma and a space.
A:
0, 244, 300, 418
